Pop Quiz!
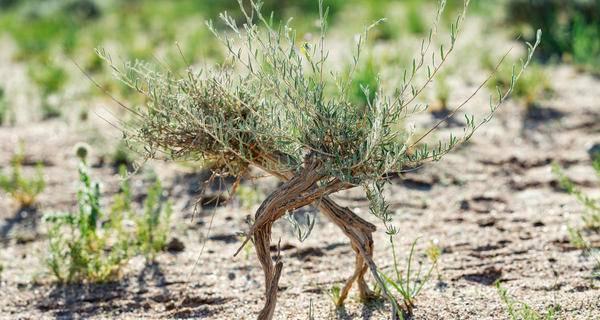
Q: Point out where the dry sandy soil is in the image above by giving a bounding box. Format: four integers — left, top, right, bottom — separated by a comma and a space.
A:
0, 65, 599, 319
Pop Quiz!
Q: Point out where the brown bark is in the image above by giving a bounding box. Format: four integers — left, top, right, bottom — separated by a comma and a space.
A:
245, 155, 399, 320
249, 157, 329, 319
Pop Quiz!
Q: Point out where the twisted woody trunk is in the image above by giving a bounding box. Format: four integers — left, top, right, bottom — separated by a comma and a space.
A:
238, 154, 398, 320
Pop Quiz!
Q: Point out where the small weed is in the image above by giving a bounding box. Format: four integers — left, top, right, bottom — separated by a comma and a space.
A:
349, 56, 379, 107
328, 284, 342, 307
44, 154, 172, 283
552, 159, 600, 283
552, 160, 600, 231
236, 184, 264, 210
28, 60, 67, 119
379, 237, 439, 316
134, 171, 172, 259
44, 158, 129, 283
286, 208, 317, 242
111, 141, 135, 169
432, 74, 450, 113
28, 61, 68, 97
496, 281, 560, 320
489, 62, 551, 109
0, 147, 45, 208
567, 226, 589, 250
0, 87, 9, 125
425, 240, 442, 277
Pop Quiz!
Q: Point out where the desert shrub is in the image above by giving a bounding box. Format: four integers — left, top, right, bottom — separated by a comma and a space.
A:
101, 0, 539, 318
507, 0, 600, 72
496, 281, 560, 320
44, 156, 171, 283
0, 146, 45, 208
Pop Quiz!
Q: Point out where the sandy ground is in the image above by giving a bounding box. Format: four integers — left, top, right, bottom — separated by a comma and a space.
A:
0, 64, 599, 320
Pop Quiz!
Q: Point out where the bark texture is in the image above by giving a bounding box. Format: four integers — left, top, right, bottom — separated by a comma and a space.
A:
245, 156, 399, 319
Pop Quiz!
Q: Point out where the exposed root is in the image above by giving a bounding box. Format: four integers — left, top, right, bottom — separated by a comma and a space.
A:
248, 158, 328, 319
318, 198, 399, 318
246, 156, 399, 319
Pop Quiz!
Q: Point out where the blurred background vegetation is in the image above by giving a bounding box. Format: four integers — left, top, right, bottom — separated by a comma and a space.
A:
0, 0, 598, 132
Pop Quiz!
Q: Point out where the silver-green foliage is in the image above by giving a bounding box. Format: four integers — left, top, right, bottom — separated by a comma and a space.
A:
101, 0, 540, 229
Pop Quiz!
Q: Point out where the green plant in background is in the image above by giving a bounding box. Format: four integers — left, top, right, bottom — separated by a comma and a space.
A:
431, 73, 450, 114
0, 0, 101, 58
379, 238, 439, 316
44, 157, 129, 283
507, 0, 600, 72
28, 61, 68, 96
552, 159, 600, 232
552, 158, 600, 279
496, 281, 560, 320
111, 141, 136, 169
406, 1, 427, 35
572, 14, 600, 71
349, 56, 379, 107
134, 174, 172, 259
44, 152, 172, 282
108, 166, 172, 260
236, 184, 265, 210
0, 146, 45, 208
28, 60, 68, 119
488, 61, 551, 109
0, 86, 9, 125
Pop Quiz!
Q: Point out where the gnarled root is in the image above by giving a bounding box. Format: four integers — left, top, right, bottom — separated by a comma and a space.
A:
249, 159, 326, 320
318, 198, 377, 304
319, 198, 399, 319
247, 156, 399, 319
255, 222, 283, 320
